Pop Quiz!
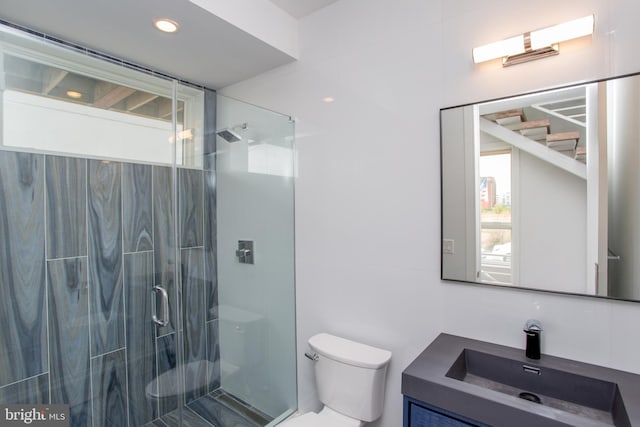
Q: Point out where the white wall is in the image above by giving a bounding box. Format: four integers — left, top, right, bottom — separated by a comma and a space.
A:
441, 106, 476, 283
2, 89, 205, 167
518, 151, 587, 293
3, 90, 174, 164
220, 1, 640, 426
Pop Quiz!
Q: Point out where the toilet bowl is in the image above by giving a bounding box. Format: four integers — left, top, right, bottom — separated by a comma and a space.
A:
280, 333, 391, 427
145, 360, 217, 401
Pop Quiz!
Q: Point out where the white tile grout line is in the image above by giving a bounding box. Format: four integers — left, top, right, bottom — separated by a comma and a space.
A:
89, 345, 127, 361
0, 372, 49, 391
46, 254, 100, 262
123, 249, 154, 255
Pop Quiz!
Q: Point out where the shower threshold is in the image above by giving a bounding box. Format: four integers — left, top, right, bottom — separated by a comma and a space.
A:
145, 389, 273, 427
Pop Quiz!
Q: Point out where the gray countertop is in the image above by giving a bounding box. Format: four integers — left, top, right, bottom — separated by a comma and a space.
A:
402, 333, 640, 427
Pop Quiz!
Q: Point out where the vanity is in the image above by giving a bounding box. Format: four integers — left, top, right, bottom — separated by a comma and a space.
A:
402, 334, 640, 427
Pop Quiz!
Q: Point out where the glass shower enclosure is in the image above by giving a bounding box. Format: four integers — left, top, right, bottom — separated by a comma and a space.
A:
0, 22, 296, 427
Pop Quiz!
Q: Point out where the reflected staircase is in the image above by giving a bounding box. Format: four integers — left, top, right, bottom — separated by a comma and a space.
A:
484, 104, 586, 164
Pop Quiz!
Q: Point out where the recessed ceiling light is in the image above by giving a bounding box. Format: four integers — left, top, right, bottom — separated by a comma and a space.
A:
153, 18, 179, 33
66, 90, 82, 99
322, 96, 335, 103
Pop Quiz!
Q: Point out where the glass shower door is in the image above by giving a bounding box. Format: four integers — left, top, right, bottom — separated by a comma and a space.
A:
163, 92, 298, 427
214, 95, 297, 426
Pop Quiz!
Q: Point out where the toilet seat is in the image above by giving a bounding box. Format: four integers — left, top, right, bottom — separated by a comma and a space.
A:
280, 407, 362, 427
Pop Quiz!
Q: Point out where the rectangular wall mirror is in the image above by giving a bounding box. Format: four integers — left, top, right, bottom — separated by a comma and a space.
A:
441, 72, 640, 302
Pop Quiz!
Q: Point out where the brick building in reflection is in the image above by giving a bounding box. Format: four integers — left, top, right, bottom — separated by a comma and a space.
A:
480, 176, 496, 209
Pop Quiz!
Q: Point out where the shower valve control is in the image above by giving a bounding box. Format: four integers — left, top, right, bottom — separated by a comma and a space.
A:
236, 240, 254, 264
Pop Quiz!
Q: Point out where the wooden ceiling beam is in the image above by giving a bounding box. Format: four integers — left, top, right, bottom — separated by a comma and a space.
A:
125, 92, 159, 111
157, 98, 173, 118
93, 83, 136, 109
41, 68, 68, 95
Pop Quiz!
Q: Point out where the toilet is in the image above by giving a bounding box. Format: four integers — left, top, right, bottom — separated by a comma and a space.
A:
145, 360, 217, 404
281, 333, 392, 427
145, 306, 263, 405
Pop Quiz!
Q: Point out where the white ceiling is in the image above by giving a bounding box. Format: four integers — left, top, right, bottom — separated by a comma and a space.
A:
270, 0, 340, 19
0, 0, 339, 89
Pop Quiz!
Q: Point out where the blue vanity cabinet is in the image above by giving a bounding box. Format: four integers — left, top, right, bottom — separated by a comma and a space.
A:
403, 396, 488, 427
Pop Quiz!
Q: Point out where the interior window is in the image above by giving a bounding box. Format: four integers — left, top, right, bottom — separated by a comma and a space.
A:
479, 151, 512, 285
1, 44, 203, 167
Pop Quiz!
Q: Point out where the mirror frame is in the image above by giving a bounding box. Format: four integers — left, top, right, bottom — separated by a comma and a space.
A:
440, 70, 640, 303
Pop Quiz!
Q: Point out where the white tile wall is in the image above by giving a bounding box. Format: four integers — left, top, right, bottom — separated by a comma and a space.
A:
221, 1, 640, 426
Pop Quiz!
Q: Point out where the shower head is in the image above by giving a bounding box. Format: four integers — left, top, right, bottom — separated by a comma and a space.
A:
216, 123, 247, 143
216, 128, 242, 143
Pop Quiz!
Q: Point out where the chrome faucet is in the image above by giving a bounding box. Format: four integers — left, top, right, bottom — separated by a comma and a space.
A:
524, 319, 543, 360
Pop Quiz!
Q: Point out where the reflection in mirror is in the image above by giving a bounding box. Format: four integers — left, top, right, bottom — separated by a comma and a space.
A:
441, 72, 640, 301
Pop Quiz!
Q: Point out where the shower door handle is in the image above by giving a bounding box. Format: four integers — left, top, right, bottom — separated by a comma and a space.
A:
152, 286, 170, 327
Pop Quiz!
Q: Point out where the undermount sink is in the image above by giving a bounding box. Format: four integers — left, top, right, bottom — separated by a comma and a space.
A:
446, 348, 630, 426
402, 334, 640, 427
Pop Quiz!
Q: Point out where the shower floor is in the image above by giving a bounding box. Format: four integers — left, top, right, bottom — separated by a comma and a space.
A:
144, 390, 273, 427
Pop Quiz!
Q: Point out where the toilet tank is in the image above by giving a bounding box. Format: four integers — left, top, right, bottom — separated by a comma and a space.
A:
219, 305, 264, 367
309, 333, 392, 422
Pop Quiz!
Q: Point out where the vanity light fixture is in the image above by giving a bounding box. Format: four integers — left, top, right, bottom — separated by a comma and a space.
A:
153, 18, 180, 33
473, 14, 594, 66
